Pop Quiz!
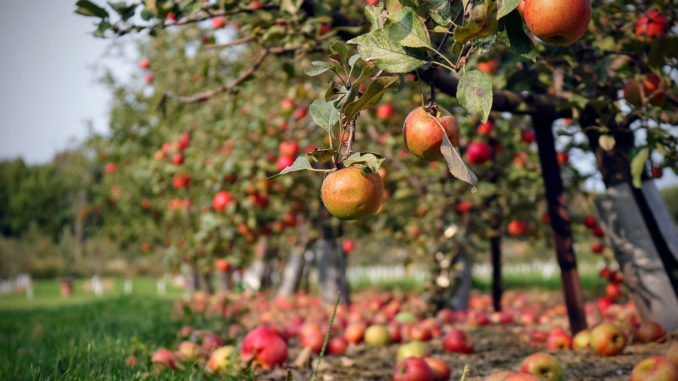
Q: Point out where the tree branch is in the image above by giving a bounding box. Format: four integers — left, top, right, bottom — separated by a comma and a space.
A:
203, 34, 257, 50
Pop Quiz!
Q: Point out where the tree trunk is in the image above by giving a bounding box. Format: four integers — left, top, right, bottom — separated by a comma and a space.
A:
533, 115, 587, 334
245, 235, 275, 291
448, 250, 472, 311
73, 189, 85, 266
316, 207, 350, 305
491, 233, 502, 312
189, 268, 201, 292
277, 224, 311, 297
216, 270, 232, 293
199, 272, 214, 294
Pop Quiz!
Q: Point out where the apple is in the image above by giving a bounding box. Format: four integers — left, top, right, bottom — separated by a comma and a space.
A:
173, 173, 190, 188
342, 240, 355, 254
466, 141, 493, 164
207, 346, 234, 373
202, 335, 224, 352
520, 352, 563, 381
240, 327, 288, 369
276, 155, 295, 171
344, 322, 366, 343
212, 17, 226, 29
151, 348, 177, 370
635, 11, 669, 39
279, 141, 299, 157
502, 374, 542, 381
521, 129, 535, 144
635, 321, 666, 343
442, 329, 474, 354
667, 341, 678, 368
610, 270, 623, 284
139, 58, 150, 69
176, 340, 199, 361
366, 0, 378, 4
321, 167, 383, 220
592, 225, 605, 237
364, 325, 391, 346
215, 259, 230, 272
393, 357, 434, 381
477, 121, 493, 135
396, 341, 429, 362
485, 371, 513, 381
652, 166, 664, 178
328, 337, 348, 355
145, 73, 154, 84
300, 328, 325, 353
455, 201, 473, 214
376, 104, 394, 120
477, 58, 499, 74
507, 220, 527, 237
280, 99, 295, 112
293, 107, 307, 120
605, 283, 622, 300
572, 330, 590, 350
177, 133, 190, 150
409, 326, 432, 342
212, 191, 232, 212
590, 323, 626, 356
630, 356, 678, 381
623, 74, 667, 107
388, 322, 403, 343
524, 0, 591, 46
105, 162, 117, 174
396, 311, 417, 324
556, 152, 569, 165
403, 107, 460, 161
546, 331, 572, 350
583, 215, 596, 228
516, 0, 525, 17
424, 357, 451, 381
592, 242, 604, 254
319, 23, 330, 35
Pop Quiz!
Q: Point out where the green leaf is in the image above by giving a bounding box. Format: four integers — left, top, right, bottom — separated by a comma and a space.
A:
75, 0, 109, 18
348, 29, 428, 73
454, 1, 498, 44
304, 61, 334, 76
348, 54, 361, 69
307, 148, 336, 163
342, 152, 385, 173
630, 147, 649, 188
107, 1, 138, 20
271, 156, 314, 177
428, 0, 452, 26
496, 11, 536, 61
364, 4, 383, 32
354, 65, 378, 87
457, 70, 493, 123
385, 7, 431, 48
281, 0, 303, 15
440, 132, 478, 189
310, 100, 340, 134
344, 76, 400, 119
496, 0, 519, 19
330, 41, 349, 62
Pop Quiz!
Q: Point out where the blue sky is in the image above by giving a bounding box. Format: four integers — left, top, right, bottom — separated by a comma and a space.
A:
0, 3, 675, 189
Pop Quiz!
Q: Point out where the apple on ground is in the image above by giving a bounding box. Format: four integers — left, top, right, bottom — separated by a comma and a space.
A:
630, 356, 678, 381
300, 328, 325, 353
484, 371, 512, 381
635, 321, 666, 343
590, 323, 626, 356
442, 329, 474, 354
344, 322, 366, 343
240, 327, 288, 369
546, 331, 572, 350
151, 348, 177, 370
393, 357, 435, 381
328, 337, 348, 355
176, 340, 200, 361
207, 346, 235, 373
424, 357, 451, 381
520, 352, 563, 381
572, 330, 590, 350
364, 325, 390, 346
396, 341, 429, 362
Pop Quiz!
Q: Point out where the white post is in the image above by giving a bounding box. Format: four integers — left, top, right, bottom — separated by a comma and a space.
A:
124, 278, 133, 294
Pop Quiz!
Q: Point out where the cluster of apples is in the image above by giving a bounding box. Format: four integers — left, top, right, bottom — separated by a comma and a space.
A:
139, 58, 154, 84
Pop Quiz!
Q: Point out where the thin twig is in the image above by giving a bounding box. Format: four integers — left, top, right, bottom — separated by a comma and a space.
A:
310, 291, 341, 381
341, 117, 358, 161
203, 34, 257, 49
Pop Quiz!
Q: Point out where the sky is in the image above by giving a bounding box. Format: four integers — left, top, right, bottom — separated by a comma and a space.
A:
0, 2, 675, 189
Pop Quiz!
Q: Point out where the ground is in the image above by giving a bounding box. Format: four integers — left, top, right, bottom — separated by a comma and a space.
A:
0, 277, 673, 380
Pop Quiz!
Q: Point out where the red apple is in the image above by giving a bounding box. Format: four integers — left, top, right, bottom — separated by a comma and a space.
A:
592, 242, 604, 254
240, 327, 288, 369
276, 156, 295, 171
207, 346, 234, 373
342, 240, 355, 254
293, 107, 308, 120
592, 225, 605, 237
635, 321, 666, 343
466, 141, 492, 164
477, 121, 493, 135
524, 0, 591, 46
630, 356, 678, 381
424, 357, 451, 381
376, 104, 394, 120
583, 215, 596, 228
139, 58, 150, 69
556, 152, 569, 165
485, 371, 513, 381
344, 322, 366, 343
635, 11, 669, 39
279, 141, 299, 157
442, 329, 474, 354
280, 98, 295, 112
145, 73, 154, 84
151, 348, 177, 370
393, 357, 434, 381
215, 259, 230, 272
477, 58, 499, 74
396, 341, 429, 362
455, 201, 473, 214
173, 173, 190, 188
105, 162, 117, 174
572, 330, 590, 350
213, 191, 233, 212
520, 352, 563, 381
212, 17, 226, 29
176, 340, 200, 361
328, 337, 348, 355
605, 283, 622, 300
546, 331, 572, 350
300, 328, 325, 353
178, 133, 190, 150
521, 129, 535, 144
652, 166, 664, 178
590, 323, 626, 356
202, 335, 224, 352
507, 220, 527, 237
403, 107, 460, 161
409, 326, 432, 342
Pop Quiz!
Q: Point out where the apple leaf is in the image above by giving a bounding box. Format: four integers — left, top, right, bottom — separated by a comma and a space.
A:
428, 0, 452, 26
496, 11, 536, 61
348, 29, 428, 73
496, 0, 520, 20
307, 148, 336, 163
342, 152, 385, 173
271, 156, 319, 178
630, 147, 649, 188
454, 1, 498, 44
304, 61, 334, 76
457, 70, 493, 123
598, 135, 616, 152
440, 132, 478, 190
75, 0, 109, 18
281, 0, 304, 15
344, 76, 400, 119
310, 100, 340, 135
364, 4, 383, 32
330, 41, 350, 62
385, 7, 432, 48
353, 65, 378, 87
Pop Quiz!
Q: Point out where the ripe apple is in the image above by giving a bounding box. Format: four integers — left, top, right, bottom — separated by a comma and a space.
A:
319, 24, 330, 35
524, 0, 591, 46
279, 141, 299, 157
396, 311, 417, 324
176, 340, 200, 361
592, 242, 604, 254
520, 352, 563, 381
344, 322, 366, 343
300, 328, 325, 353
145, 73, 154, 84
556, 152, 569, 165
321, 167, 383, 220
424, 357, 451, 381
396, 341, 429, 362
590, 322, 626, 356
212, 17, 226, 29
485, 371, 513, 381
342, 240, 355, 254
402, 107, 460, 161
592, 225, 605, 237
240, 327, 288, 369
202, 334, 224, 352
630, 356, 678, 381
151, 348, 177, 370
507, 220, 527, 237
328, 337, 348, 355
376, 104, 394, 120
207, 346, 235, 373
546, 331, 572, 350
477, 58, 499, 74
366, 0, 378, 4
139, 58, 150, 69
667, 341, 678, 368
605, 283, 622, 300
409, 326, 432, 342
635, 321, 666, 343
142, 198, 151, 209
442, 329, 474, 354
572, 330, 590, 350
503, 374, 542, 381
280, 98, 295, 112
455, 200, 473, 214
623, 74, 667, 107
178, 133, 190, 150
173, 173, 190, 188
215, 259, 230, 272
652, 166, 664, 178
635, 11, 669, 39
393, 357, 434, 381
477, 121, 493, 135
276, 155, 295, 171
466, 141, 493, 164
364, 325, 390, 346
213, 191, 233, 212
105, 162, 117, 174
521, 129, 535, 144
516, 0, 525, 17
293, 107, 308, 120
583, 215, 596, 228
